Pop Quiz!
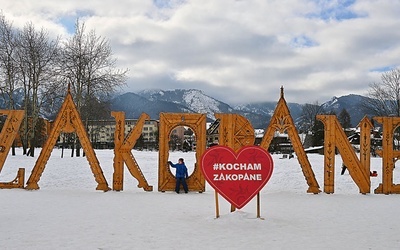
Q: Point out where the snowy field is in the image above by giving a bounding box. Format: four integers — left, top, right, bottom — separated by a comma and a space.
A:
1, 148, 400, 250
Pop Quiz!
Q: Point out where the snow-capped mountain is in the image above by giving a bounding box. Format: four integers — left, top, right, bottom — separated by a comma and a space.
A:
0, 88, 24, 110
137, 89, 234, 121
234, 101, 304, 127
321, 94, 374, 126
136, 89, 277, 128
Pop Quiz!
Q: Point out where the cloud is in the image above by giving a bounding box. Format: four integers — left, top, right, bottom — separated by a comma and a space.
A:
1, 0, 400, 105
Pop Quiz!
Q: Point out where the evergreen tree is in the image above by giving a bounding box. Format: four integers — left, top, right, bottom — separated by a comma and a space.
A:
338, 108, 352, 128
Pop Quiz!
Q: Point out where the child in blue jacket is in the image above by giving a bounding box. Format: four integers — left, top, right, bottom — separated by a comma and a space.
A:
168, 158, 189, 193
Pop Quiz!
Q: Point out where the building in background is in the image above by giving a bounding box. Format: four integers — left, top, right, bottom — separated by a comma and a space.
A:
57, 119, 159, 150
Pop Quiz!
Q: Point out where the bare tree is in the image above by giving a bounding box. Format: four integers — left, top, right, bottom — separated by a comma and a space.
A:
298, 101, 327, 147
365, 68, 400, 150
15, 22, 60, 156
298, 102, 325, 133
365, 68, 400, 116
0, 12, 19, 110
60, 20, 127, 115
59, 20, 127, 156
0, 13, 20, 155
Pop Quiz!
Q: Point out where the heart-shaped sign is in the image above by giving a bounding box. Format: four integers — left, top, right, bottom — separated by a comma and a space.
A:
201, 145, 274, 209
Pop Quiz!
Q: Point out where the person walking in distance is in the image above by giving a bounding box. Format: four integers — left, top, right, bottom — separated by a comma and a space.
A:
168, 158, 189, 193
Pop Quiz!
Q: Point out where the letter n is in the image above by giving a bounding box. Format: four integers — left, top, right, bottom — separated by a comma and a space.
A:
317, 115, 370, 194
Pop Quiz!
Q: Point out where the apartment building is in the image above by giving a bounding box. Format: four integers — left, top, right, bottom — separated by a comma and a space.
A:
58, 119, 159, 149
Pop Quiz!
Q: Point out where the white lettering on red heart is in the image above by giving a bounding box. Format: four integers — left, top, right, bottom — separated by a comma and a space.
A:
201, 145, 274, 209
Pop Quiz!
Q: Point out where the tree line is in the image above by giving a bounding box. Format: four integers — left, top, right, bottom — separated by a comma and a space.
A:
0, 13, 127, 157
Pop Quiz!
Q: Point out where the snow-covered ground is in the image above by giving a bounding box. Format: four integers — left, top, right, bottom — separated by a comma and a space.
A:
1, 148, 400, 250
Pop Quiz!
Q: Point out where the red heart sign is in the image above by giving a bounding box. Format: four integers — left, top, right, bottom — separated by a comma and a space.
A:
201, 145, 274, 209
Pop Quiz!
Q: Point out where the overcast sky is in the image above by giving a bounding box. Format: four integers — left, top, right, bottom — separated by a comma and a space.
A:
1, 0, 399, 105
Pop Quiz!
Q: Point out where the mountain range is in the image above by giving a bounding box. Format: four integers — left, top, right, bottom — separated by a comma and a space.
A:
0, 88, 373, 129
110, 89, 374, 129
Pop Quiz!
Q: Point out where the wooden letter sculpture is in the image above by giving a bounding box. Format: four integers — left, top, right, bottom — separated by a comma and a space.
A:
26, 89, 110, 191
158, 113, 206, 192
215, 113, 255, 151
112, 111, 153, 191
316, 115, 370, 194
260, 87, 321, 194
374, 117, 400, 194
0, 110, 25, 189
